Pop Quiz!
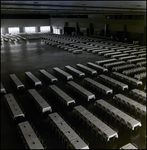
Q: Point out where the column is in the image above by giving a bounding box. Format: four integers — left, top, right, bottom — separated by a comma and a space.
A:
76, 22, 80, 35
142, 26, 146, 46
104, 24, 108, 37
5, 27, 9, 34
50, 26, 53, 33
89, 23, 94, 35
19, 27, 24, 33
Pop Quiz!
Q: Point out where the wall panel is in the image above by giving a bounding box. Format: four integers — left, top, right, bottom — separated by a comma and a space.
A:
1, 19, 51, 28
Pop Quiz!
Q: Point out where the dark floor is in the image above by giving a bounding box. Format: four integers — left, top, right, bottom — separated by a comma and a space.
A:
1, 39, 146, 149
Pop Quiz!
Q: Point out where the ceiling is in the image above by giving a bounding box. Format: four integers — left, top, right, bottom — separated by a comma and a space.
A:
1, 1, 146, 18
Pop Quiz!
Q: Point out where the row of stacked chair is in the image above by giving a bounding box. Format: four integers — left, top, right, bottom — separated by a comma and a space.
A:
1, 32, 146, 149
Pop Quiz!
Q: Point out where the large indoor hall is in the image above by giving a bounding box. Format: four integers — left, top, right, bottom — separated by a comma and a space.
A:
1, 1, 146, 149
